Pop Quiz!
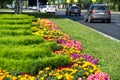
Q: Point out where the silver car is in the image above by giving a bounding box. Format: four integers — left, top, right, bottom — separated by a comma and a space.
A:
84, 4, 111, 23
65, 6, 81, 16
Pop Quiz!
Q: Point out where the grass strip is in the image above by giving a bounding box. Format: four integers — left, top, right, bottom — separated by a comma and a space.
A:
51, 18, 120, 80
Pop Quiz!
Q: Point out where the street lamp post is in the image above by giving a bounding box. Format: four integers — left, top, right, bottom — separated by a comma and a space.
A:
37, 0, 39, 12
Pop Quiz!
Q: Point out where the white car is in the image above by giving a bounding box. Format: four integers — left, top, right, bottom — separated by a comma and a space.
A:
39, 5, 57, 14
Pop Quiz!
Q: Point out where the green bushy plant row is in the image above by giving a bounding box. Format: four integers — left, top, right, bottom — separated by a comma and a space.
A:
0, 40, 62, 60
0, 20, 31, 24
0, 14, 70, 76
0, 35, 44, 45
0, 24, 31, 29
0, 29, 32, 36
0, 55, 70, 75
0, 45, 53, 60
0, 14, 34, 20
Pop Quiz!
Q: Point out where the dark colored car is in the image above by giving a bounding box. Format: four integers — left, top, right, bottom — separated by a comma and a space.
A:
84, 4, 111, 23
66, 6, 81, 16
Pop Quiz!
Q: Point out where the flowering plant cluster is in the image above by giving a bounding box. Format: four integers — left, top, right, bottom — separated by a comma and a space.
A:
82, 54, 99, 64
0, 18, 110, 80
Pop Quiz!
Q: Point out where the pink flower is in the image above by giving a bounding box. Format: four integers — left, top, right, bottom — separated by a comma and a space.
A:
78, 78, 82, 80
87, 72, 110, 80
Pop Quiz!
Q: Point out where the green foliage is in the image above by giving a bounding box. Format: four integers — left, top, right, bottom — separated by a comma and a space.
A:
0, 55, 70, 75
0, 14, 33, 20
0, 24, 31, 29
0, 20, 31, 24
0, 29, 32, 36
44, 41, 62, 51
0, 45, 53, 60
25, 12, 59, 18
0, 14, 70, 76
0, 35, 44, 45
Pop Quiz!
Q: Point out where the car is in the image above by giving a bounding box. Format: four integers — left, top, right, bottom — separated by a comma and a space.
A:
65, 6, 81, 16
84, 4, 111, 23
39, 5, 57, 14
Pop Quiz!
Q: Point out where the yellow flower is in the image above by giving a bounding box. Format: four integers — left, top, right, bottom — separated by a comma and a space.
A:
72, 70, 77, 73
95, 70, 101, 74
45, 67, 50, 71
57, 75, 63, 80
84, 72, 89, 76
20, 77, 26, 80
38, 70, 43, 74
0, 76, 5, 80
40, 77, 44, 80
49, 72, 53, 76
12, 76, 17, 80
89, 70, 94, 73
73, 63, 78, 67
29, 76, 35, 80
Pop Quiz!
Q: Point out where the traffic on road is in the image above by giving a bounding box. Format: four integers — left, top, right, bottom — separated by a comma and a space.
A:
55, 9, 120, 41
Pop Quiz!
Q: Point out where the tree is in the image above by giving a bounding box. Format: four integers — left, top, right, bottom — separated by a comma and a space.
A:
0, 0, 12, 8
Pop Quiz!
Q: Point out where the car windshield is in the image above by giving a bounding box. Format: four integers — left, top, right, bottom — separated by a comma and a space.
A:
71, 6, 80, 9
93, 6, 108, 10
40, 6, 46, 8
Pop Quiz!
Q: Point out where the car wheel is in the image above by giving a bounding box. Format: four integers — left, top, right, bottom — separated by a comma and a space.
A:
84, 18, 88, 22
78, 13, 81, 16
88, 16, 92, 23
75, 14, 77, 16
53, 12, 55, 14
107, 19, 111, 23
102, 20, 105, 23
69, 13, 71, 16
66, 12, 68, 15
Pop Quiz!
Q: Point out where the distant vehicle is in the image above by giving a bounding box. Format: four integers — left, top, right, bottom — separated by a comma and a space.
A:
84, 4, 111, 23
39, 5, 57, 14
6, 4, 14, 9
65, 6, 81, 16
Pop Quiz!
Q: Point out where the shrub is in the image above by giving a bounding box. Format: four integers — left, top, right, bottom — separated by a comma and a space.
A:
0, 29, 32, 36
0, 44, 54, 60
0, 24, 31, 29
0, 35, 44, 45
0, 55, 70, 75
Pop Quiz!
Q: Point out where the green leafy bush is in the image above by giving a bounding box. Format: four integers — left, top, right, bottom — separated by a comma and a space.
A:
0, 29, 32, 36
0, 45, 53, 60
0, 35, 44, 45
0, 20, 31, 24
0, 24, 31, 29
0, 55, 70, 75
0, 14, 33, 20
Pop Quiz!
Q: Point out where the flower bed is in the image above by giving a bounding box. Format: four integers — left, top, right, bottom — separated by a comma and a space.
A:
0, 16, 110, 80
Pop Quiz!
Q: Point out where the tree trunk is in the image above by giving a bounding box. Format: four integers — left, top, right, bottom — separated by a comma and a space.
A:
118, 3, 120, 11
15, 0, 22, 14
113, 3, 116, 11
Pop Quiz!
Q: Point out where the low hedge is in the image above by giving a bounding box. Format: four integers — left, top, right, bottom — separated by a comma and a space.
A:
0, 41, 62, 60
0, 20, 31, 24
0, 29, 32, 36
0, 55, 70, 75
0, 45, 53, 60
0, 35, 44, 45
0, 24, 31, 29
0, 14, 34, 20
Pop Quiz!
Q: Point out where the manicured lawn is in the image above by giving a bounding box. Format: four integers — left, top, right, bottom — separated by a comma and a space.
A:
51, 18, 120, 80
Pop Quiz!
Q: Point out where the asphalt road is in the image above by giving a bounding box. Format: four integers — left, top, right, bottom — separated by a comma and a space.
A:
56, 9, 120, 41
